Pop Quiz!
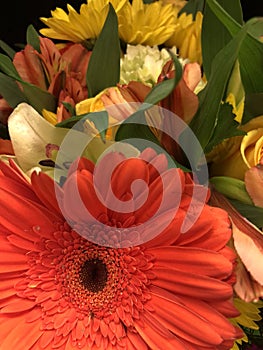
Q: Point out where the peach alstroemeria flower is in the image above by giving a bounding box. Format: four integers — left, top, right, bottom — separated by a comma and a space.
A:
210, 189, 263, 303
75, 81, 151, 140
244, 159, 263, 207
146, 60, 201, 165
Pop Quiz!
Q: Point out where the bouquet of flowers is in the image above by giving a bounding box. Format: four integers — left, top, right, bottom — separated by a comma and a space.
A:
0, 0, 262, 349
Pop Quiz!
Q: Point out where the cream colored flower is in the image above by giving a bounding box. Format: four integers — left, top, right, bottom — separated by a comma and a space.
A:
120, 44, 179, 87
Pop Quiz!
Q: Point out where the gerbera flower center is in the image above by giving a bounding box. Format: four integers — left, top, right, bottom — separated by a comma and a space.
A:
80, 258, 108, 293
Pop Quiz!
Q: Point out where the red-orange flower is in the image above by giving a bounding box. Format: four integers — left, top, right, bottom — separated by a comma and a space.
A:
0, 150, 242, 349
0, 38, 91, 123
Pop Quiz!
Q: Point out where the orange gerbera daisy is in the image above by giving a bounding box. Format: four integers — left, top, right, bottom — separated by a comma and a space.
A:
0, 149, 242, 349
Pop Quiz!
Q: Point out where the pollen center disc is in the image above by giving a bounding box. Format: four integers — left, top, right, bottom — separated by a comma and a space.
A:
80, 259, 108, 293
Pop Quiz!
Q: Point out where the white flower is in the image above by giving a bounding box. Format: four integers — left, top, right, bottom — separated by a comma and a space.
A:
120, 44, 186, 87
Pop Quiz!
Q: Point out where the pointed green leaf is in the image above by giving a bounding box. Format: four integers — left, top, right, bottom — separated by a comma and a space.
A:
245, 17, 263, 39
26, 25, 41, 53
0, 53, 56, 113
206, 0, 263, 94
61, 102, 76, 117
229, 199, 263, 228
86, 3, 120, 97
179, 0, 205, 19
0, 40, 16, 59
202, 0, 243, 79
115, 109, 188, 170
0, 53, 21, 78
242, 93, 263, 124
56, 110, 109, 142
21, 84, 57, 114
181, 25, 248, 166
0, 73, 28, 107
210, 176, 253, 205
205, 103, 245, 153
115, 110, 159, 146
141, 51, 183, 108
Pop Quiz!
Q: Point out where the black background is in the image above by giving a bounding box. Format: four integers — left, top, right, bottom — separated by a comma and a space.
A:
0, 0, 262, 48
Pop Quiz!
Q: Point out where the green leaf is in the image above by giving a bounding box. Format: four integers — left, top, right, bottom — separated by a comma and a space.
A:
115, 110, 159, 147
245, 17, 263, 40
26, 25, 41, 52
115, 109, 188, 170
0, 53, 21, 78
61, 102, 76, 117
209, 176, 253, 205
178, 0, 205, 19
205, 102, 245, 153
229, 199, 263, 228
0, 53, 56, 113
181, 25, 248, 166
242, 93, 263, 124
56, 110, 109, 142
141, 51, 183, 108
0, 40, 16, 59
0, 73, 28, 107
206, 0, 263, 94
86, 3, 120, 97
202, 0, 243, 79
22, 84, 57, 114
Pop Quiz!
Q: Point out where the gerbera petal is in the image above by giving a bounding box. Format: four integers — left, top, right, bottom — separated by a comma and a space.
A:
149, 246, 233, 279
149, 292, 223, 346
134, 311, 188, 350
153, 266, 233, 300
31, 171, 63, 216
7, 234, 39, 251
0, 152, 240, 349
0, 187, 61, 237
0, 250, 28, 273
1, 299, 36, 313
176, 205, 232, 251
126, 330, 148, 350
0, 159, 31, 187
0, 319, 43, 349
67, 172, 108, 223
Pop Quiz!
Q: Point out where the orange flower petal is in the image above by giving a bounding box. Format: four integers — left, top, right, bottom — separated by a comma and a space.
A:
0, 139, 14, 155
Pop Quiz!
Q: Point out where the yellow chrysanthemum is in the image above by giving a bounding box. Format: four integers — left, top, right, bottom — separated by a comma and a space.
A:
40, 0, 178, 47
230, 297, 263, 350
118, 0, 178, 46
165, 11, 203, 64
40, 0, 128, 42
162, 0, 187, 10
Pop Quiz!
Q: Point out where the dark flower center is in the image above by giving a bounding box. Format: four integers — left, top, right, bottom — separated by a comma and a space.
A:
80, 259, 108, 293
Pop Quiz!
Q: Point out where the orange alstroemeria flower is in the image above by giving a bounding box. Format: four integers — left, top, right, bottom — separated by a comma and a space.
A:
1, 38, 91, 123
147, 60, 202, 165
